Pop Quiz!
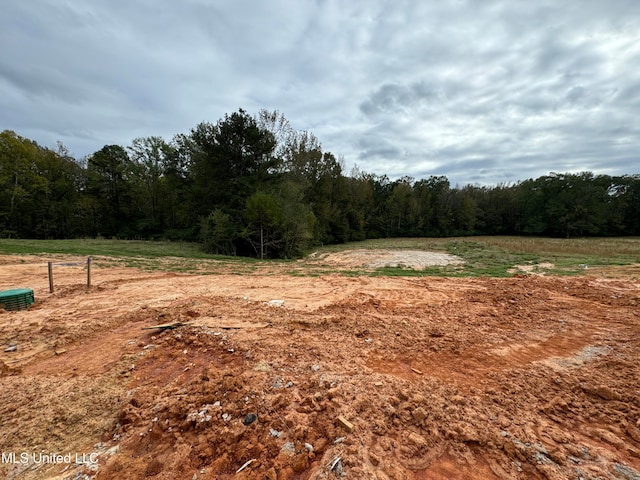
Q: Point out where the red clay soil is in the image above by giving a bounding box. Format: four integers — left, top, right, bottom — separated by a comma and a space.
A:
0, 254, 638, 480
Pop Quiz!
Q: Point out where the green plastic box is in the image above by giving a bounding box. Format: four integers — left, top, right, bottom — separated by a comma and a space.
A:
0, 288, 35, 311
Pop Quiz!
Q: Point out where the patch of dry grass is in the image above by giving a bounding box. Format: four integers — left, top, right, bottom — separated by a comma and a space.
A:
475, 236, 640, 257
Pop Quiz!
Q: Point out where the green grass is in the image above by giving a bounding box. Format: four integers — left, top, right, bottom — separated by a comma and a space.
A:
0, 238, 264, 275
1, 236, 639, 278
465, 236, 640, 276
0, 238, 211, 258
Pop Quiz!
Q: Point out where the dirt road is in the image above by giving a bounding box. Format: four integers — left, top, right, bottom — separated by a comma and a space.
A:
0, 253, 638, 479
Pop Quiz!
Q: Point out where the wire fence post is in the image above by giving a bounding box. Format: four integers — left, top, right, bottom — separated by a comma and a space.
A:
87, 257, 92, 288
48, 262, 54, 293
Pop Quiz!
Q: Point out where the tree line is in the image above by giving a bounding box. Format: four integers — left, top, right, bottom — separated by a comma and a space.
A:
1, 109, 639, 258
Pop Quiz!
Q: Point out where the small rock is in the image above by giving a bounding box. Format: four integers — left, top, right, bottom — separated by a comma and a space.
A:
222, 413, 232, 422
397, 390, 409, 401
412, 407, 428, 423
4, 345, 17, 353
281, 442, 295, 455
269, 428, 282, 438
304, 443, 314, 452
311, 364, 321, 372
254, 360, 271, 372
407, 432, 428, 448
243, 413, 257, 425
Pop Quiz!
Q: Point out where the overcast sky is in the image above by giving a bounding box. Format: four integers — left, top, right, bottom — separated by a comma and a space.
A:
1, 1, 639, 186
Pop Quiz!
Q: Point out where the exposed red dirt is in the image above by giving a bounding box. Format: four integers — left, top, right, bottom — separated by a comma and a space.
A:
0, 253, 639, 480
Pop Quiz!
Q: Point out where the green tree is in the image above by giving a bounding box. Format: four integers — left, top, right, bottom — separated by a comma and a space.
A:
86, 145, 137, 236
618, 175, 640, 234
182, 110, 278, 225
33, 144, 84, 238
344, 167, 375, 241
255, 109, 297, 169
275, 180, 316, 257
518, 172, 611, 237
0, 131, 47, 236
386, 176, 417, 236
200, 209, 237, 256
451, 186, 481, 234
243, 191, 281, 259
474, 183, 519, 235
128, 136, 179, 235
300, 151, 350, 243
415, 176, 451, 235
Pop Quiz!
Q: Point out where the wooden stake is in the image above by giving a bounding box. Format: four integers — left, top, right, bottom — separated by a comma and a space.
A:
336, 415, 354, 432
86, 257, 91, 288
48, 262, 54, 293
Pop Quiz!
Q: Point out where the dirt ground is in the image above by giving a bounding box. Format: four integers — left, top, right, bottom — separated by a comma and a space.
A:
308, 250, 463, 269
0, 251, 639, 480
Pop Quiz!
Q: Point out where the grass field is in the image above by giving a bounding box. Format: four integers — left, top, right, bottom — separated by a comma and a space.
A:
1, 236, 639, 277
0, 238, 208, 258
312, 236, 640, 277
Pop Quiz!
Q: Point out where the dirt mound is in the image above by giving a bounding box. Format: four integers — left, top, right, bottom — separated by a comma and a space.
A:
0, 256, 639, 479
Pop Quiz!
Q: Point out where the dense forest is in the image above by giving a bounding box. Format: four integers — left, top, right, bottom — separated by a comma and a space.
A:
1, 109, 639, 258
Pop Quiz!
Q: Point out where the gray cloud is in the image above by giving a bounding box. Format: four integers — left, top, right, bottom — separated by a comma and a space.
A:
360, 82, 445, 117
1, 0, 639, 186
